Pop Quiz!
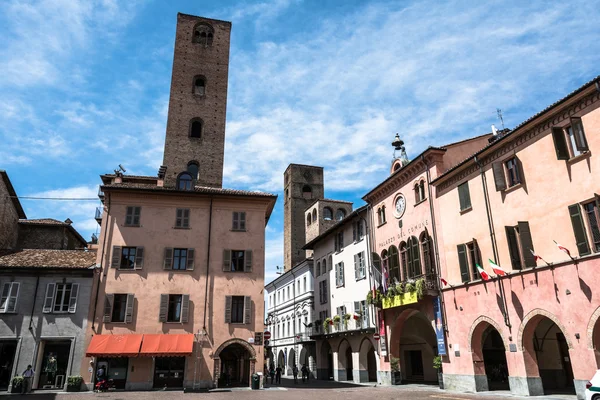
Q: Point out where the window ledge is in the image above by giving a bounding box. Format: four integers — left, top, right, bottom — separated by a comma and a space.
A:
355, 276, 366, 282
123, 224, 141, 228
459, 206, 472, 215
567, 151, 591, 164
414, 198, 427, 207
377, 221, 387, 228
230, 229, 247, 232
163, 321, 183, 324
117, 268, 136, 272
173, 226, 191, 230
503, 182, 523, 194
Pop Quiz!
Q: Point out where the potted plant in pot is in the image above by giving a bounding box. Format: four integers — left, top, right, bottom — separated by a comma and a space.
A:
323, 318, 332, 333
333, 315, 341, 331
67, 375, 83, 392
390, 356, 401, 385
343, 313, 351, 330
433, 355, 443, 389
353, 311, 362, 328
10, 376, 23, 393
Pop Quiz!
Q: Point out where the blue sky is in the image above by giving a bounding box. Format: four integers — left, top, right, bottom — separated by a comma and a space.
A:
1, 0, 599, 282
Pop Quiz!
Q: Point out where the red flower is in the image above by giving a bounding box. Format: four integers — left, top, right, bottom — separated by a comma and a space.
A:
329, 320, 334, 325
353, 315, 359, 320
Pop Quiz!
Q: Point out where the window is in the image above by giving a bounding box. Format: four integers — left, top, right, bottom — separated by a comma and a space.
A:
306, 213, 312, 227
223, 250, 252, 272
125, 206, 141, 226
319, 280, 328, 304
505, 157, 521, 187
231, 296, 245, 323
421, 233, 435, 275
110, 246, 144, 270
287, 286, 290, 299
354, 251, 366, 280
415, 181, 426, 203
334, 231, 344, 252
302, 185, 312, 199
193, 76, 206, 96
568, 203, 593, 256
323, 207, 333, 221
193, 23, 214, 46
177, 173, 193, 190
458, 182, 471, 211
335, 209, 346, 221
492, 157, 523, 192
352, 220, 364, 242
389, 245, 401, 283
377, 206, 387, 226
158, 294, 189, 323
232, 212, 246, 231
407, 236, 421, 279
112, 294, 127, 322
168, 295, 182, 322
173, 248, 191, 270
551, 118, 589, 160
43, 283, 79, 314
335, 262, 345, 287
457, 241, 482, 283
583, 201, 600, 253
372, 252, 382, 285
297, 280, 300, 294
121, 247, 139, 269
322, 259, 327, 275
187, 162, 199, 180
316, 261, 320, 277
312, 209, 317, 222
175, 208, 190, 228
303, 276, 307, 292
104, 294, 134, 323
467, 242, 482, 280
505, 222, 536, 270
190, 119, 203, 139
0, 282, 19, 313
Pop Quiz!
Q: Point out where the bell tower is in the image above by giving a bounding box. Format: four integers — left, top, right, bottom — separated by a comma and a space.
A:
162, 13, 231, 188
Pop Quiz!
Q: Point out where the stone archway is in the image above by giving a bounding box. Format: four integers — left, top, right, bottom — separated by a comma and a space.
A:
358, 337, 377, 382
337, 339, 353, 381
469, 317, 509, 392
588, 305, 600, 367
319, 341, 333, 380
288, 348, 296, 374
212, 339, 256, 388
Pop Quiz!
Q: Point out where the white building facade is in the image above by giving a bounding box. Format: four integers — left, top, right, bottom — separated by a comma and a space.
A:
264, 259, 316, 378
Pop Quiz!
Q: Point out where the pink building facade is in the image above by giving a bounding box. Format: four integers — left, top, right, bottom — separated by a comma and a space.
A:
432, 76, 600, 399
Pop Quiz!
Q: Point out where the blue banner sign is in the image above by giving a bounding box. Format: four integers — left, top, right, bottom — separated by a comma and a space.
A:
433, 296, 447, 356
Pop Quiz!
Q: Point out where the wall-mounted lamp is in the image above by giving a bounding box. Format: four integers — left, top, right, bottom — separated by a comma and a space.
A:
565, 289, 571, 295
575, 333, 580, 339
459, 306, 463, 311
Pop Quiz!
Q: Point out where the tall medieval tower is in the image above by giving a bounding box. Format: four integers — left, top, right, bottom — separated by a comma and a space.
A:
283, 164, 324, 271
162, 14, 231, 188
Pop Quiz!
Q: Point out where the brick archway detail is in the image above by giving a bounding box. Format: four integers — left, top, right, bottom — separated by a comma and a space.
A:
212, 338, 256, 388
587, 305, 600, 349
517, 308, 573, 351
213, 338, 257, 359
467, 315, 509, 352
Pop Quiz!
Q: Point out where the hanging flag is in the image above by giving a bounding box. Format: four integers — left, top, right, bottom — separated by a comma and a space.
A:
488, 259, 507, 276
476, 264, 491, 281
529, 248, 541, 263
382, 260, 389, 293
440, 277, 448, 287
554, 240, 571, 257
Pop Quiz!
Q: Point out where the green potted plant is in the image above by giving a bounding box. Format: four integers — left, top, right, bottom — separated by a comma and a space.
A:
323, 318, 332, 333
433, 355, 443, 389
366, 289, 383, 308
416, 278, 425, 299
390, 356, 401, 385
343, 313, 351, 329
333, 315, 341, 330
405, 282, 415, 293
67, 375, 83, 392
10, 376, 23, 393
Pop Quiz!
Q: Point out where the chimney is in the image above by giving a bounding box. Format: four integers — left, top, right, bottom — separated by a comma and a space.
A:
64, 218, 73, 225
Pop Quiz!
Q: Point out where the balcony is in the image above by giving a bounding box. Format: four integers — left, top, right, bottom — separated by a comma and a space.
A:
375, 273, 439, 310
94, 207, 102, 225
311, 317, 375, 339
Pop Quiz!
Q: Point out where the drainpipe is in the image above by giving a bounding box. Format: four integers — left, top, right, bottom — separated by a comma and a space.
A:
359, 212, 374, 329
28, 274, 40, 333
92, 192, 110, 331
202, 197, 214, 331
291, 268, 297, 371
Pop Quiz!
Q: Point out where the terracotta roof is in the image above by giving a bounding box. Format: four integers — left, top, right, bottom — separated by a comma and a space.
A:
0, 249, 97, 269
303, 205, 368, 250
0, 170, 26, 219
18, 218, 89, 247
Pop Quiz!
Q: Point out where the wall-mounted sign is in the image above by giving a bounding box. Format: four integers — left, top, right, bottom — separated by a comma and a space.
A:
253, 332, 263, 346
248, 337, 255, 344
433, 296, 447, 356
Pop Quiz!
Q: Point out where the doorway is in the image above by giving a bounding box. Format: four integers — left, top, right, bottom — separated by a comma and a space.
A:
219, 343, 251, 387
405, 350, 424, 381
345, 347, 353, 381
37, 341, 71, 389
0, 341, 17, 390
153, 357, 185, 389
482, 327, 509, 390
96, 358, 129, 389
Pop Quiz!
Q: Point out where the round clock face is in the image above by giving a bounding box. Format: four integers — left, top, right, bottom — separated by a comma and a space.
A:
394, 194, 406, 218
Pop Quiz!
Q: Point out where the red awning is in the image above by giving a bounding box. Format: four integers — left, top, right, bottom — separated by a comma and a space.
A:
139, 334, 194, 356
86, 334, 143, 357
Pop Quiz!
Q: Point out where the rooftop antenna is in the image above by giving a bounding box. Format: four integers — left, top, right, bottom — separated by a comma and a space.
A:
496, 108, 505, 130
114, 164, 126, 176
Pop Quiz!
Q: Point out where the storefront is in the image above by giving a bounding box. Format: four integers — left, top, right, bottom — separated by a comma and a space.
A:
0, 341, 18, 391
36, 340, 72, 389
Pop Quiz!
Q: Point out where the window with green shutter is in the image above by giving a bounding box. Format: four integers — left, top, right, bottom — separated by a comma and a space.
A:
458, 182, 471, 211
457, 244, 470, 283
568, 204, 591, 256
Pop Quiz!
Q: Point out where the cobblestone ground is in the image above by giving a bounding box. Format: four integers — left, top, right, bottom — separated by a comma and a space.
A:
1, 378, 577, 400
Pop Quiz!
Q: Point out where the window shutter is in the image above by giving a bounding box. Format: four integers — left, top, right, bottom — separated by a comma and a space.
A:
223, 250, 231, 272
492, 162, 506, 191
103, 294, 114, 323
163, 248, 174, 270
225, 296, 232, 323
323, 280, 328, 301
568, 204, 591, 256
459, 183, 471, 210
232, 212, 239, 230
457, 245, 469, 283
125, 294, 134, 323
340, 232, 344, 248
176, 209, 182, 227
570, 117, 589, 151
518, 221, 536, 268
111, 246, 121, 268
359, 221, 364, 238
133, 207, 141, 225
187, 249, 195, 270
240, 212, 246, 230
68, 283, 79, 313
183, 209, 190, 227
181, 294, 190, 323
335, 264, 339, 286
505, 226, 522, 270
43, 283, 56, 313
125, 207, 133, 225
135, 247, 144, 269
354, 254, 359, 279
340, 262, 344, 286
159, 294, 168, 322
244, 250, 253, 272
551, 127, 570, 160
0, 283, 10, 312
515, 157, 524, 185
244, 296, 252, 324
6, 283, 19, 313
319, 282, 323, 303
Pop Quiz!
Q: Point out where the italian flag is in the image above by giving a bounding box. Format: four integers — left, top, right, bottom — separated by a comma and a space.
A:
489, 259, 507, 276
476, 264, 491, 281
554, 240, 571, 257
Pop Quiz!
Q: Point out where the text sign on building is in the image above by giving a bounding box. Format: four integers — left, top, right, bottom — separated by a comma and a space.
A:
433, 296, 447, 356
379, 311, 388, 357
254, 332, 263, 346
382, 291, 418, 309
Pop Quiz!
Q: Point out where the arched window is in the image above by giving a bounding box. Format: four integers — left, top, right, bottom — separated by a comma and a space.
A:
415, 180, 426, 203
187, 162, 199, 180
177, 172, 193, 191
372, 253, 382, 286
193, 23, 214, 46
312, 209, 317, 222
323, 207, 333, 221
302, 185, 312, 199
335, 209, 346, 221
190, 119, 203, 138
420, 231, 435, 275
316, 262, 321, 277
399, 242, 408, 281
322, 259, 326, 275
388, 245, 400, 284
193, 76, 206, 96
414, 183, 421, 203
306, 213, 312, 226
407, 236, 421, 278
377, 206, 387, 225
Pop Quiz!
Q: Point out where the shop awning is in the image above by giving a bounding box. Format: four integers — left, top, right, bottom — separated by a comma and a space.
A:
139, 334, 194, 356
86, 334, 143, 357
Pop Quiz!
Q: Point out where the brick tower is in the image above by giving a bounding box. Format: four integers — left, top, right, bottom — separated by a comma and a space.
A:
283, 164, 324, 271
162, 13, 231, 188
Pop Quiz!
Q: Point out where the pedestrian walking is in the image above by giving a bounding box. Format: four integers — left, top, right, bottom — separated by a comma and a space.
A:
301, 364, 308, 383
292, 365, 298, 384
22, 365, 35, 394
275, 365, 282, 385
269, 366, 275, 384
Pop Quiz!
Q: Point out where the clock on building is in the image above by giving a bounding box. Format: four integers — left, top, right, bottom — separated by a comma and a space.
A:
393, 194, 406, 219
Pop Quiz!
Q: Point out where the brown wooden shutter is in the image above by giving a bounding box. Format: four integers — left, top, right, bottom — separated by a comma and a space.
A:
411, 237, 421, 276
515, 157, 524, 185
163, 248, 173, 270
159, 294, 168, 322
244, 250, 252, 272
457, 244, 469, 283
135, 247, 144, 269
225, 296, 232, 323
125, 206, 133, 225
458, 183, 471, 210
518, 221, 536, 268
103, 294, 114, 322
43, 283, 56, 313
183, 209, 190, 228
187, 249, 195, 270
505, 226, 522, 270
111, 246, 121, 268
68, 283, 79, 313
568, 204, 591, 256
239, 212, 246, 230
570, 117, 589, 151
181, 294, 190, 323
125, 294, 134, 323
232, 212, 239, 230
551, 127, 569, 160
223, 249, 231, 272
492, 162, 506, 191
176, 209, 182, 227
243, 296, 251, 324
133, 207, 141, 225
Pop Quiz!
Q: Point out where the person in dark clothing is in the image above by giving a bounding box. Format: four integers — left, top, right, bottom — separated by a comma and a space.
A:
292, 365, 298, 384
301, 364, 309, 382
269, 367, 275, 384
275, 366, 282, 384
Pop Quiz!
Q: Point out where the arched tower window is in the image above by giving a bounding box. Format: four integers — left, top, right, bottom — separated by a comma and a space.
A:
187, 161, 199, 180
322, 259, 326, 275
306, 213, 312, 227
312, 209, 317, 222
388, 245, 400, 284
190, 118, 203, 138
193, 76, 206, 96
302, 185, 312, 199
415, 180, 426, 203
323, 207, 333, 221
407, 236, 421, 278
335, 209, 346, 221
193, 23, 215, 46
420, 231, 435, 275
177, 172, 193, 191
